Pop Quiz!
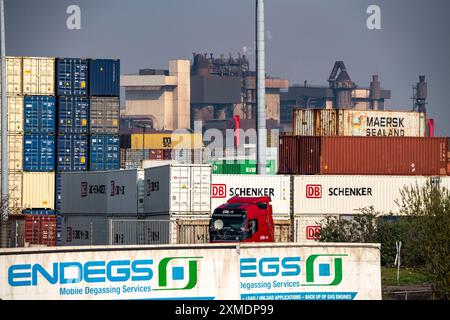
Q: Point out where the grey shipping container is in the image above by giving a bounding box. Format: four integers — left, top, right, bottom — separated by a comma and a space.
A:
89, 97, 120, 134
60, 169, 144, 216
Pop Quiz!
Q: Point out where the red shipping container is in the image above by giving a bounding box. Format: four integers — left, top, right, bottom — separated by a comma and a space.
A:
278, 136, 449, 176
24, 215, 57, 246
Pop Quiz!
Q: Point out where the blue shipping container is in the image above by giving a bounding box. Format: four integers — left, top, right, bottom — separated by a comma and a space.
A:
57, 97, 89, 134
90, 135, 120, 171
89, 59, 120, 96
57, 134, 88, 172
56, 58, 89, 96
23, 134, 55, 171
24, 96, 56, 133
22, 209, 56, 215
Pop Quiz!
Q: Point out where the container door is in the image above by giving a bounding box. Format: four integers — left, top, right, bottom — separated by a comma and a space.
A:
6, 57, 22, 95
7, 96, 24, 133
174, 219, 210, 244
169, 166, 190, 213
190, 166, 211, 213
273, 219, 291, 243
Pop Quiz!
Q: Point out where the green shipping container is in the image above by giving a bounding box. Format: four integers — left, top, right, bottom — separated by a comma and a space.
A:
211, 160, 276, 175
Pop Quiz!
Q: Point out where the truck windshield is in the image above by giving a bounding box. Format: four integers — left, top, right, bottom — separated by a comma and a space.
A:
210, 210, 247, 241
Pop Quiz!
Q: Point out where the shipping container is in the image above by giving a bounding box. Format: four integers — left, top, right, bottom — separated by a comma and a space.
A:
7, 96, 24, 133
6, 56, 22, 95
89, 135, 120, 171
55, 173, 61, 212
22, 172, 55, 210
24, 214, 57, 246
57, 97, 89, 134
23, 134, 55, 172
89, 59, 120, 96
0, 171, 23, 212
294, 214, 338, 243
292, 175, 437, 215
22, 209, 56, 215
211, 159, 276, 175
120, 148, 126, 168
22, 57, 55, 95
279, 136, 449, 176
130, 133, 204, 150
144, 164, 211, 215
55, 58, 89, 96
0, 134, 23, 171
56, 134, 88, 172
211, 174, 291, 216
293, 109, 426, 137
273, 217, 292, 243
60, 169, 143, 216
24, 96, 56, 133
89, 97, 119, 134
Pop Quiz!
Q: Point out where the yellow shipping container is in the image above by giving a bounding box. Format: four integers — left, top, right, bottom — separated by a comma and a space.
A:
22, 57, 55, 95
0, 172, 23, 213
22, 172, 55, 210
6, 56, 22, 95
7, 96, 24, 133
0, 134, 23, 171
130, 133, 204, 150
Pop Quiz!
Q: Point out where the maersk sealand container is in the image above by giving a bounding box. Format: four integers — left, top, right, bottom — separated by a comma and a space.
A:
57, 97, 89, 134
89, 135, 120, 171
89, 59, 120, 96
57, 134, 88, 172
23, 134, 55, 171
24, 96, 56, 133
55, 58, 89, 96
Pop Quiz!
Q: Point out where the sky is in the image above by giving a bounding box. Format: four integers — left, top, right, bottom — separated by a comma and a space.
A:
4, 0, 450, 135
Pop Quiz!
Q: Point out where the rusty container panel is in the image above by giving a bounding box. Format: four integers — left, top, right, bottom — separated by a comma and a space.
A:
278, 136, 320, 175
317, 109, 340, 136
320, 137, 448, 176
293, 109, 315, 136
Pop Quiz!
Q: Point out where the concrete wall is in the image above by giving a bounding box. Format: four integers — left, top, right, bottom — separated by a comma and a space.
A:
169, 60, 191, 130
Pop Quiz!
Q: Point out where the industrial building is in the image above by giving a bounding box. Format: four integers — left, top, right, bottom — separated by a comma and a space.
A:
121, 60, 190, 131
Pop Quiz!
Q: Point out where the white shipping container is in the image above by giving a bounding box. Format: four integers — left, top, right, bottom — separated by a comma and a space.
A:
293, 175, 436, 215
60, 170, 143, 215
6, 56, 22, 95
22, 172, 55, 210
0, 172, 23, 212
294, 214, 338, 243
211, 174, 291, 216
0, 243, 381, 300
144, 164, 211, 214
22, 57, 55, 95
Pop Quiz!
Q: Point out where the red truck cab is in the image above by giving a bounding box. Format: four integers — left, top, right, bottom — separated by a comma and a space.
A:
209, 196, 274, 243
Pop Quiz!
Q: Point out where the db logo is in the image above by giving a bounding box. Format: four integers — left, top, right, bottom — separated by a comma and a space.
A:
212, 184, 226, 198
306, 185, 322, 198
306, 226, 321, 240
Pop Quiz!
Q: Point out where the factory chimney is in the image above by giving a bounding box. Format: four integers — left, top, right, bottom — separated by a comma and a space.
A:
370, 75, 381, 110
256, 0, 266, 174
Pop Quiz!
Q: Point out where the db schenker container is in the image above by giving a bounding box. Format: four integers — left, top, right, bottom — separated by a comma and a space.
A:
278, 136, 449, 176
89, 97, 119, 134
22, 172, 55, 210
22, 57, 55, 96
89, 59, 120, 96
23, 134, 55, 172
60, 169, 143, 216
24, 96, 56, 133
56, 134, 88, 172
57, 97, 89, 134
55, 58, 89, 96
89, 135, 120, 171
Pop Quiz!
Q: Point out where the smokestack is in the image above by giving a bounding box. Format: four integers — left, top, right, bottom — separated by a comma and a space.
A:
416, 75, 427, 113
370, 75, 381, 110
256, 0, 266, 174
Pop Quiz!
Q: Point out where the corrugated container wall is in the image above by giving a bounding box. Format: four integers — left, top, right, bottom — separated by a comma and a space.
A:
293, 109, 426, 137
144, 164, 211, 215
55, 58, 89, 96
0, 133, 23, 171
60, 170, 141, 215
294, 215, 337, 243
56, 134, 88, 172
24, 215, 58, 246
89, 97, 119, 134
130, 133, 204, 150
89, 135, 120, 171
6, 56, 22, 95
0, 172, 23, 212
279, 136, 449, 176
23, 134, 55, 172
57, 97, 89, 134
24, 96, 56, 133
22, 57, 55, 95
89, 59, 120, 96
211, 175, 291, 216
7, 96, 24, 132
22, 172, 55, 209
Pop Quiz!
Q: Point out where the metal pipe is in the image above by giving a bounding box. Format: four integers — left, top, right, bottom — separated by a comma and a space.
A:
256, 0, 266, 174
1, 0, 9, 248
